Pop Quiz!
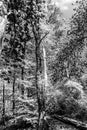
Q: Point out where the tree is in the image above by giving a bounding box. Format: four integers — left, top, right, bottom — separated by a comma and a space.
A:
1, 0, 49, 129
28, 0, 47, 129
67, 0, 87, 80
50, 0, 87, 84
1, 0, 32, 115
45, 1, 67, 84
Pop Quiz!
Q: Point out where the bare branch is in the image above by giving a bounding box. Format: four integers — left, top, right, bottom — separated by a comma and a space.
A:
39, 32, 49, 46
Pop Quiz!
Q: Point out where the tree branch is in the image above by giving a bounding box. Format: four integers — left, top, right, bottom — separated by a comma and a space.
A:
39, 32, 49, 46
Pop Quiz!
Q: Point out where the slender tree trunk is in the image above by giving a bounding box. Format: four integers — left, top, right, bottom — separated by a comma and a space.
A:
35, 45, 41, 130
12, 71, 15, 116
11, 5, 16, 116
21, 43, 26, 98
43, 47, 48, 87
38, 47, 48, 130
21, 67, 24, 98
35, 45, 40, 127
35, 0, 42, 129
35, 47, 46, 130
43, 46, 47, 112
2, 80, 5, 125
31, 0, 47, 129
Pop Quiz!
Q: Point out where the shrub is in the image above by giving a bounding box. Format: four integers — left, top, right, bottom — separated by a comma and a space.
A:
46, 80, 87, 121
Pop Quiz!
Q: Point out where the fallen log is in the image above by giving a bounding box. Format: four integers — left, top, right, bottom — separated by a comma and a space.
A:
3, 120, 33, 130
0, 115, 34, 130
51, 114, 87, 130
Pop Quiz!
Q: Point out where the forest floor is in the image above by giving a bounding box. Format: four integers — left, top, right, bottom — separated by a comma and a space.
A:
15, 120, 79, 130
0, 118, 79, 130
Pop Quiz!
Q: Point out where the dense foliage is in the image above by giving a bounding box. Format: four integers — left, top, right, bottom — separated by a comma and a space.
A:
0, 0, 87, 130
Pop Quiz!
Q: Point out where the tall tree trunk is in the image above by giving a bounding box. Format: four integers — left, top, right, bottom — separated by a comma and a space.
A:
37, 47, 48, 130
35, 45, 41, 130
12, 4, 16, 116
2, 80, 5, 125
35, 47, 46, 130
35, 0, 42, 129
31, 0, 47, 129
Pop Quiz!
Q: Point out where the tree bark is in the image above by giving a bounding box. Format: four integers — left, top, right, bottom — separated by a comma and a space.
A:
30, 1, 47, 129
21, 67, 24, 98
21, 42, 26, 98
2, 80, 5, 125
35, 45, 41, 130
43, 46, 48, 88
12, 71, 15, 116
